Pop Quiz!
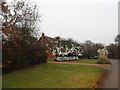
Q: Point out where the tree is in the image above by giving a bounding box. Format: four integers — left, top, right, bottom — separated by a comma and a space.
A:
53, 37, 104, 59
105, 34, 120, 59
1, 1, 40, 45
115, 34, 120, 45
1, 0, 47, 73
80, 40, 104, 58
115, 34, 120, 59
106, 43, 118, 59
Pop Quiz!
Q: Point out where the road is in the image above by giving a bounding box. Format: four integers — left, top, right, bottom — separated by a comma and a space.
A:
102, 59, 119, 88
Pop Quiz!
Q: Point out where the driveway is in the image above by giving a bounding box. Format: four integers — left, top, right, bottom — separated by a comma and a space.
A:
102, 59, 119, 88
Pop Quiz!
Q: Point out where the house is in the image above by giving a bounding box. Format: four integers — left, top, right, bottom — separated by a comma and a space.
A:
37, 33, 56, 58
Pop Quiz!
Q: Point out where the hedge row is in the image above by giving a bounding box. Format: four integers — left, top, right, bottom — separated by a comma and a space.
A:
2, 40, 48, 74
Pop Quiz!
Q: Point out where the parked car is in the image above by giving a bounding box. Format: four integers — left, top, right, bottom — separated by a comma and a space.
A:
90, 56, 98, 59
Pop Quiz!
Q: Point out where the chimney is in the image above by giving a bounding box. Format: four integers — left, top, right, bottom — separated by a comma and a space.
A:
41, 33, 45, 44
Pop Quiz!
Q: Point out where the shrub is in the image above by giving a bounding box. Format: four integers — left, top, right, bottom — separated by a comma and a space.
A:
2, 41, 48, 74
32, 45, 48, 64
97, 60, 110, 64
97, 60, 103, 64
97, 56, 110, 64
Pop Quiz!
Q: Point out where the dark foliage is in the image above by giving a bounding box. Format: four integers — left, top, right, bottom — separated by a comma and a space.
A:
81, 40, 104, 59
106, 34, 120, 59
1, 1, 47, 74
2, 37, 48, 74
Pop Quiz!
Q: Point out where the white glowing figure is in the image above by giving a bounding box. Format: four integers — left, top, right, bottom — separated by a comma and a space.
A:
65, 45, 68, 55
51, 40, 83, 57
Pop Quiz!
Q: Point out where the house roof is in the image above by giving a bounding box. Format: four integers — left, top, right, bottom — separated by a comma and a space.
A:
37, 33, 55, 47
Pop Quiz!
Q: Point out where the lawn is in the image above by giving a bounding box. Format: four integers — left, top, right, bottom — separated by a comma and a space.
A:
48, 58, 98, 64
70, 59, 98, 64
3, 63, 106, 88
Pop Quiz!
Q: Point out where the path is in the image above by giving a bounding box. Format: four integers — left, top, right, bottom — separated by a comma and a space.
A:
102, 59, 119, 88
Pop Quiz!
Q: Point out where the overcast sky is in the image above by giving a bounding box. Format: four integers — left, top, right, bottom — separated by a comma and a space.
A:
7, 0, 119, 45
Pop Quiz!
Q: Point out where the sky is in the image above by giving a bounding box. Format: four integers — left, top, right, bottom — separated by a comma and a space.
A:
6, 0, 119, 45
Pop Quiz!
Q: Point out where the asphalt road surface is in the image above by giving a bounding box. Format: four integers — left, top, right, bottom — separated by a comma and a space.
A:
103, 59, 119, 89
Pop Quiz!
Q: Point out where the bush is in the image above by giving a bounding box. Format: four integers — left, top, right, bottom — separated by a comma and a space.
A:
32, 45, 48, 64
97, 56, 110, 64
97, 60, 103, 64
97, 60, 110, 64
2, 40, 48, 74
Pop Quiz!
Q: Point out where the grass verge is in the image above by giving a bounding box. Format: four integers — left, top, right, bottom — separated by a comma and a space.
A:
92, 69, 109, 89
